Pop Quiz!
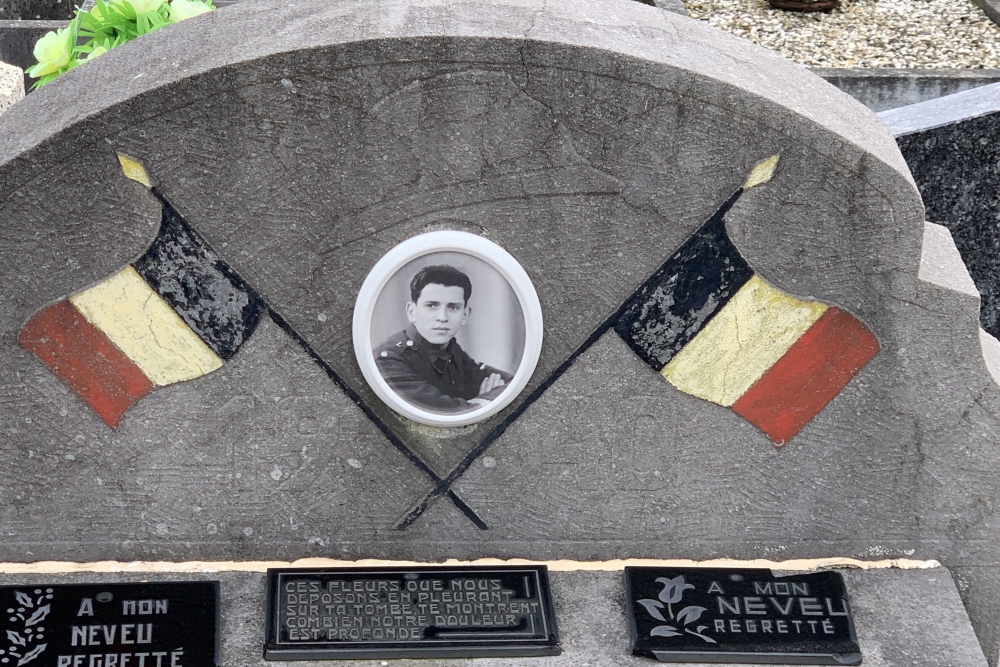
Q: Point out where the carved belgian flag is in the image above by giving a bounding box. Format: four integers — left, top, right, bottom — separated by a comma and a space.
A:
20, 153, 877, 446
614, 156, 880, 446
18, 155, 263, 427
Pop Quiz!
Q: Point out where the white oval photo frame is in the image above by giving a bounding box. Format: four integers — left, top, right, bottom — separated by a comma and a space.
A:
353, 231, 543, 427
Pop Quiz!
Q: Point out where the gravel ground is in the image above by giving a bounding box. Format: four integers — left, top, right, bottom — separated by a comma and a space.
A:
684, 0, 1000, 68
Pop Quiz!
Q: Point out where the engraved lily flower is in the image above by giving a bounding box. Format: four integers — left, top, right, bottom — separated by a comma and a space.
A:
636, 575, 695, 622
637, 576, 716, 644
656, 575, 695, 607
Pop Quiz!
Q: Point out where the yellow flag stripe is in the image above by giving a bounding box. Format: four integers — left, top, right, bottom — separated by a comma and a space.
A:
743, 155, 779, 189
117, 153, 152, 188
660, 275, 828, 406
69, 267, 223, 386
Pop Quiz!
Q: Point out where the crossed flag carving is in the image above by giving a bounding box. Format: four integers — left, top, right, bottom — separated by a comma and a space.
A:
19, 154, 878, 529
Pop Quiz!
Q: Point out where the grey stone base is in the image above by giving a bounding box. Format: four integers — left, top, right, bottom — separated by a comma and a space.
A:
653, 0, 690, 15
0, 567, 985, 667
973, 0, 1000, 27
813, 68, 1000, 112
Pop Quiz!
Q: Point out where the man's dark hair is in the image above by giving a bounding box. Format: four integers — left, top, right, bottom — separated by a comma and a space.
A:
409, 265, 472, 304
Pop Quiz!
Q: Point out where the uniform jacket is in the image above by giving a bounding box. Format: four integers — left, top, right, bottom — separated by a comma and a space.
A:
374, 325, 513, 413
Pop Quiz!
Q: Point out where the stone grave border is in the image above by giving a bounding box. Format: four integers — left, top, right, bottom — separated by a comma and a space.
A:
0, 557, 990, 666
974, 0, 1000, 26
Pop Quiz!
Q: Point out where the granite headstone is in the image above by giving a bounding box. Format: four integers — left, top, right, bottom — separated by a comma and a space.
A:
625, 568, 860, 664
881, 83, 1000, 337
0, 581, 219, 667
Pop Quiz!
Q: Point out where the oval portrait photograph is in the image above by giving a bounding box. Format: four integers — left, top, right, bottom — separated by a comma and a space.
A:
353, 231, 543, 427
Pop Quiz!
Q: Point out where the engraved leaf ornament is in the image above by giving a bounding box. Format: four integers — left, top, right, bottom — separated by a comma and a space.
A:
13, 592, 32, 608
18, 643, 47, 666
676, 605, 706, 626
637, 599, 668, 622
24, 605, 49, 627
6, 630, 26, 646
650, 626, 682, 638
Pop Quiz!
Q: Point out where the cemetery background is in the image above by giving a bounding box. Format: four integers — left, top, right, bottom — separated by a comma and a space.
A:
2, 0, 1000, 666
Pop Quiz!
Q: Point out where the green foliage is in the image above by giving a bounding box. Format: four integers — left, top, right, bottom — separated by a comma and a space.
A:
28, 0, 215, 89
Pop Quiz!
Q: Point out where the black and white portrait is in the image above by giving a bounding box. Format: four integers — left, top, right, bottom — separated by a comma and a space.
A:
354, 232, 542, 427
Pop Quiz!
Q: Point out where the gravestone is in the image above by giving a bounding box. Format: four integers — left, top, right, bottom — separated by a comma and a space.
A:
0, 0, 999, 664
881, 83, 1000, 337
0, 0, 74, 20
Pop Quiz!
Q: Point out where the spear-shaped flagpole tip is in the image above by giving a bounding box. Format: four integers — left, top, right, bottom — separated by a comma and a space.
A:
743, 154, 779, 190
117, 153, 153, 188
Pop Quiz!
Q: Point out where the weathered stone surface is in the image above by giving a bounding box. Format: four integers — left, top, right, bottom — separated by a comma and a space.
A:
1, 0, 998, 660
0, 568, 985, 667
0, 58, 21, 114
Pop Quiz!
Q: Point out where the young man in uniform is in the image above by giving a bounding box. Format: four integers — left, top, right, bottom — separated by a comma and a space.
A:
374, 264, 512, 413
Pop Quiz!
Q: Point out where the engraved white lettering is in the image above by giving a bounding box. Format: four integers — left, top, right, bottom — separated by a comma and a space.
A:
717, 597, 740, 614
826, 598, 849, 616
799, 598, 824, 616
769, 597, 794, 615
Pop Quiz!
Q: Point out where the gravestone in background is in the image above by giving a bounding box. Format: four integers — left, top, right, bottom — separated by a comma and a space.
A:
1, 0, 1000, 664
882, 83, 1000, 337
0, 0, 73, 20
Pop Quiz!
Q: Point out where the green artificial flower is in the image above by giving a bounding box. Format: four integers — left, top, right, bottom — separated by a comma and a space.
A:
27, 26, 75, 78
169, 0, 214, 22
29, 0, 211, 88
125, 0, 166, 13
88, 0, 110, 21
81, 45, 109, 61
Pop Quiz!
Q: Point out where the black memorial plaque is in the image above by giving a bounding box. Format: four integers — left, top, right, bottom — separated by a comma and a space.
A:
0, 581, 219, 667
264, 566, 560, 660
625, 568, 861, 665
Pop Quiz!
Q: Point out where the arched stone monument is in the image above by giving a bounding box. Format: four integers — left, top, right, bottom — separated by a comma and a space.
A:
1, 0, 998, 663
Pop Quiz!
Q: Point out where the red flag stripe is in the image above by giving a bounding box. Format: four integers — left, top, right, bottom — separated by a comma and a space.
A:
732, 307, 879, 446
18, 300, 154, 428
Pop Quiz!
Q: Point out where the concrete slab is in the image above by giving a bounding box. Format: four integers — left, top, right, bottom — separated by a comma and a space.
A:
816, 68, 1000, 112
0, 567, 984, 667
